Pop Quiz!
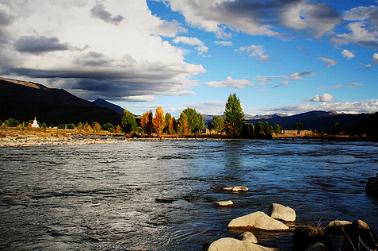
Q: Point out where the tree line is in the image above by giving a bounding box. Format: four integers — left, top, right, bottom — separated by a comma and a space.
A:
0, 94, 283, 138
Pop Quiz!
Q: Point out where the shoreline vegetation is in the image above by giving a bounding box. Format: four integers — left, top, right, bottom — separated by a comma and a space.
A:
1, 93, 376, 147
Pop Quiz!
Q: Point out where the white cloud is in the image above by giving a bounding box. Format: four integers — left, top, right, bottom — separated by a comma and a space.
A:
207, 76, 251, 89
333, 6, 378, 47
215, 40, 232, 46
320, 57, 337, 67
374, 53, 378, 63
166, 0, 339, 38
262, 99, 378, 115
310, 93, 334, 102
341, 49, 355, 59
267, 71, 312, 88
122, 95, 155, 102
173, 36, 208, 54
0, 0, 205, 100
238, 44, 270, 61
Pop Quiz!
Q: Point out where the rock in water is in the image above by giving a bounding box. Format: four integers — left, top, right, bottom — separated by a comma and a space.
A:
241, 232, 258, 244
215, 200, 234, 207
293, 226, 334, 251
342, 220, 378, 251
305, 242, 328, 251
208, 237, 278, 251
326, 220, 352, 233
228, 211, 289, 231
222, 186, 248, 192
365, 175, 378, 195
270, 203, 296, 222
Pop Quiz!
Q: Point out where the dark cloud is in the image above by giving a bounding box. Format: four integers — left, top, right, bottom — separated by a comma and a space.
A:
90, 3, 124, 25
0, 9, 13, 26
75, 52, 112, 67
14, 36, 68, 54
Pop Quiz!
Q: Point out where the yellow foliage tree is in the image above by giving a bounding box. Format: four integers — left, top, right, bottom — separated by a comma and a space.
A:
140, 110, 153, 135
168, 117, 176, 135
152, 106, 165, 136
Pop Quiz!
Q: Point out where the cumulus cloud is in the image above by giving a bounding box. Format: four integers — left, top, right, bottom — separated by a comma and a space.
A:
215, 40, 232, 46
14, 36, 68, 54
90, 3, 124, 25
173, 36, 208, 54
166, 0, 340, 38
309, 93, 334, 102
0, 0, 205, 101
263, 99, 378, 115
333, 5, 378, 48
207, 76, 251, 89
320, 56, 337, 67
374, 53, 378, 63
341, 49, 355, 59
238, 44, 270, 61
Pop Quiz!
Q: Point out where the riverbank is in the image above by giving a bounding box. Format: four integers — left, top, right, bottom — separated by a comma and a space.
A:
0, 127, 374, 147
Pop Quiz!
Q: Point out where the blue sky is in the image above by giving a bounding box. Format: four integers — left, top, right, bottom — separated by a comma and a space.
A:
0, 0, 377, 115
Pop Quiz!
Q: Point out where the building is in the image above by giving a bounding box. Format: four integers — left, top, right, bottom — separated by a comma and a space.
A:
31, 117, 39, 128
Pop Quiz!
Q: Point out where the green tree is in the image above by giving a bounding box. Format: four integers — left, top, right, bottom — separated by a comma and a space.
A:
273, 124, 282, 134
181, 108, 204, 133
295, 122, 304, 134
224, 93, 244, 136
165, 113, 172, 133
121, 109, 137, 133
102, 123, 115, 133
40, 122, 47, 130
210, 115, 224, 133
5, 118, 19, 127
241, 123, 254, 138
92, 122, 101, 133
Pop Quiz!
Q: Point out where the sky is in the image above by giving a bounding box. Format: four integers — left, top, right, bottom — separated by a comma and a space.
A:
0, 0, 377, 116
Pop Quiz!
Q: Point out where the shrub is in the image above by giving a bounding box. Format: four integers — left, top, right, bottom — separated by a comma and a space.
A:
5, 118, 20, 127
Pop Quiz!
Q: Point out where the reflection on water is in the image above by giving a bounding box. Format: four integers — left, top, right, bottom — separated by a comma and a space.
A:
0, 139, 378, 250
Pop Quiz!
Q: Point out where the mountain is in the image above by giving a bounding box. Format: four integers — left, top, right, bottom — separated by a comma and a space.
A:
0, 77, 121, 125
246, 111, 369, 132
92, 99, 124, 115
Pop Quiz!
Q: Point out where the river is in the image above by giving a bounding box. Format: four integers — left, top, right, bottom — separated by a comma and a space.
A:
0, 139, 377, 250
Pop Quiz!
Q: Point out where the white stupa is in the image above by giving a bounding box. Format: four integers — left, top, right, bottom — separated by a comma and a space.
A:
32, 117, 39, 128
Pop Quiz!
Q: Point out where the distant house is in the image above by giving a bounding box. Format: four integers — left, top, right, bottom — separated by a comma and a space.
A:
31, 117, 39, 128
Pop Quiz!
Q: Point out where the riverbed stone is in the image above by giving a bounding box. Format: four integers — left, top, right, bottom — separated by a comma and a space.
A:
215, 200, 234, 207
270, 203, 296, 222
228, 211, 289, 231
208, 237, 278, 251
342, 220, 378, 251
241, 232, 258, 244
365, 175, 378, 195
222, 186, 248, 192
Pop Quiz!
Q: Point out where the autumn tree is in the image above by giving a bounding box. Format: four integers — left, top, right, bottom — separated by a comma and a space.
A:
140, 110, 153, 135
115, 125, 122, 134
178, 112, 189, 135
83, 122, 93, 133
165, 113, 172, 133
152, 106, 165, 136
224, 93, 244, 136
168, 117, 176, 135
121, 109, 137, 133
92, 122, 101, 133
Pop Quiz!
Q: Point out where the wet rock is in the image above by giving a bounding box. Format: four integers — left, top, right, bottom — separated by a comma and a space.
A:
270, 203, 296, 222
293, 226, 334, 251
305, 242, 328, 251
326, 220, 352, 233
228, 211, 289, 231
208, 237, 278, 251
365, 175, 378, 195
241, 232, 258, 244
155, 198, 177, 203
222, 186, 248, 193
342, 220, 378, 251
215, 200, 234, 207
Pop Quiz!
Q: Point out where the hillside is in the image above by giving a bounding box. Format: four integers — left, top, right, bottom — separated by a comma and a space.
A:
92, 99, 124, 115
0, 77, 121, 125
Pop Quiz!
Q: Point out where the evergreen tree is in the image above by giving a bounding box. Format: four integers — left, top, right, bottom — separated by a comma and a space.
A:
224, 94, 244, 136
121, 109, 137, 133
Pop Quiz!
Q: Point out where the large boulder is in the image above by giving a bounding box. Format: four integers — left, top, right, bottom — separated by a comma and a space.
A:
342, 220, 378, 251
215, 200, 234, 207
228, 211, 289, 231
241, 232, 258, 244
208, 237, 278, 251
223, 186, 249, 193
365, 174, 378, 195
270, 203, 296, 222
326, 220, 352, 234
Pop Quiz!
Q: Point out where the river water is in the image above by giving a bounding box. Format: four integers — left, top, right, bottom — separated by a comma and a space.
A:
0, 139, 377, 250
